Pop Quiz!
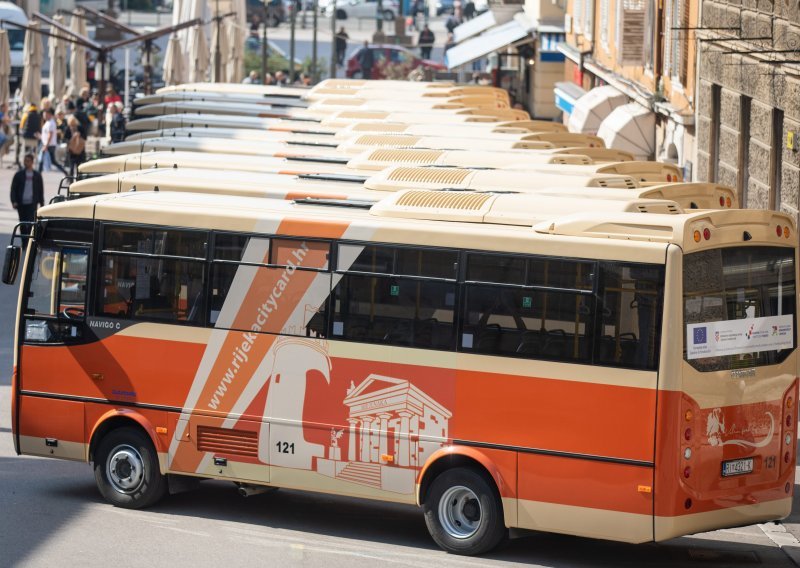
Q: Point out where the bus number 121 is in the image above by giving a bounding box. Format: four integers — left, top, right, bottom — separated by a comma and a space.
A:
276, 441, 295, 454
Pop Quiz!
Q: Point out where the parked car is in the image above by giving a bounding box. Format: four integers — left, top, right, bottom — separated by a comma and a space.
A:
435, 0, 455, 15
0, 2, 28, 92
324, 0, 399, 21
346, 44, 446, 79
246, 0, 286, 27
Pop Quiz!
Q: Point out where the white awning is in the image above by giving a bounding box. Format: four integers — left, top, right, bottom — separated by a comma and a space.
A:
446, 14, 533, 70
453, 7, 519, 43
597, 103, 656, 161
567, 85, 627, 134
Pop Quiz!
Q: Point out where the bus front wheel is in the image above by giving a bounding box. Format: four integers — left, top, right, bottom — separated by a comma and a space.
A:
423, 467, 507, 555
94, 427, 167, 509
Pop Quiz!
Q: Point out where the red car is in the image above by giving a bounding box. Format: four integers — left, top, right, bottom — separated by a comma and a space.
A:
346, 44, 446, 79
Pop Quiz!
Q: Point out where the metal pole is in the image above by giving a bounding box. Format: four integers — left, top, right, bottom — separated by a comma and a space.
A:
261, 0, 268, 81
289, 0, 297, 82
311, 0, 318, 83
376, 0, 383, 32
329, 0, 336, 79
143, 39, 153, 94
214, 0, 221, 82
124, 47, 129, 109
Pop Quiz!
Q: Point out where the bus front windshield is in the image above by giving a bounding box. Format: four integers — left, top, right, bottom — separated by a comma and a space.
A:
684, 246, 796, 371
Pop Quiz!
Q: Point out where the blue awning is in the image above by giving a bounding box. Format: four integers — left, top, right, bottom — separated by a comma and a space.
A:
554, 81, 586, 114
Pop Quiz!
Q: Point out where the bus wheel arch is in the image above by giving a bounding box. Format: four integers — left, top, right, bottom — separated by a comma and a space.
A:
417, 449, 508, 555
88, 410, 161, 467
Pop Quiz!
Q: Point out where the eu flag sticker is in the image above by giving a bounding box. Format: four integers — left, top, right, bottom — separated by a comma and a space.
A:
693, 327, 707, 345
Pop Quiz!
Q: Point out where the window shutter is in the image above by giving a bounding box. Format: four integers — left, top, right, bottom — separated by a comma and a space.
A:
585, 0, 594, 39
618, 0, 646, 65
679, 0, 691, 85
600, 0, 609, 49
574, 0, 583, 35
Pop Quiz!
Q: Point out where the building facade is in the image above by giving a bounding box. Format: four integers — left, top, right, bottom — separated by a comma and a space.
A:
557, 0, 698, 171
695, 1, 800, 218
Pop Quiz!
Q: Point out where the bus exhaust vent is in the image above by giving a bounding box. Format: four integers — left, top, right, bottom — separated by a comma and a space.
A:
366, 149, 444, 164
395, 190, 492, 210
351, 123, 408, 133
636, 203, 682, 214
354, 134, 421, 147
197, 426, 258, 458
387, 167, 472, 185
551, 155, 593, 165
593, 176, 638, 189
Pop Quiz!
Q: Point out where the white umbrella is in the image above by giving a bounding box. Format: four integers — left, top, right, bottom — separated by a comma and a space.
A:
68, 10, 88, 98
0, 31, 11, 108
48, 15, 67, 100
188, 25, 209, 83
163, 34, 186, 86
224, 18, 243, 83
210, 18, 229, 83
21, 22, 42, 105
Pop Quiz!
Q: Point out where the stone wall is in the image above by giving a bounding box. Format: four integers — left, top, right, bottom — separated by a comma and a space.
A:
696, 0, 800, 221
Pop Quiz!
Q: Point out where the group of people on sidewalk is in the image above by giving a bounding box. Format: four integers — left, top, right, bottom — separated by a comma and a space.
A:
19, 84, 126, 178
10, 84, 127, 231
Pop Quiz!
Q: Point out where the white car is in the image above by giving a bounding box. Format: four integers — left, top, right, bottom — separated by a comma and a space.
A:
0, 2, 27, 92
324, 0, 399, 21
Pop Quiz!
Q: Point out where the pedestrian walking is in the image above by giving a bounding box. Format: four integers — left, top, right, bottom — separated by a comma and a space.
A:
445, 13, 460, 34
66, 115, 86, 177
335, 27, 349, 67
19, 103, 41, 157
39, 108, 67, 175
109, 102, 126, 143
10, 154, 44, 234
357, 41, 374, 79
418, 24, 435, 60
463, 0, 475, 20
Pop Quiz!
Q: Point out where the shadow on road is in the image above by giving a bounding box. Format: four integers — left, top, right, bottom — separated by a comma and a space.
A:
1, 449, 793, 567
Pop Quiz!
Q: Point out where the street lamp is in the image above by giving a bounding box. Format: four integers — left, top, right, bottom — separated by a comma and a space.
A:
261, 0, 269, 82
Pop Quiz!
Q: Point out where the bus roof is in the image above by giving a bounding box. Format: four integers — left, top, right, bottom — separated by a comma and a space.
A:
38, 190, 793, 257
333, 120, 566, 138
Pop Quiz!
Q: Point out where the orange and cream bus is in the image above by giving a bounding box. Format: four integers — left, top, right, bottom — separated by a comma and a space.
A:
5, 189, 796, 554
77, 148, 594, 178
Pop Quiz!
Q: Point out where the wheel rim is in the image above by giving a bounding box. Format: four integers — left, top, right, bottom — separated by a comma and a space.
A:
106, 444, 145, 495
438, 485, 482, 539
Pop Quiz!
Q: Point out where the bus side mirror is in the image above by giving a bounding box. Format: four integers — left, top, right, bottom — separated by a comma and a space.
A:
2, 245, 21, 285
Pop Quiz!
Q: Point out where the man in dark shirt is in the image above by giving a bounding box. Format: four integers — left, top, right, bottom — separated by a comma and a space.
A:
335, 27, 349, 67
10, 154, 44, 234
418, 25, 435, 60
357, 41, 375, 79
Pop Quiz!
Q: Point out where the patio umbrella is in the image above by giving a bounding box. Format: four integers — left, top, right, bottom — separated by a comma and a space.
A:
210, 17, 229, 83
0, 31, 10, 108
224, 18, 243, 83
48, 14, 67, 100
68, 10, 87, 98
20, 22, 42, 105
163, 34, 186, 86
188, 24, 209, 83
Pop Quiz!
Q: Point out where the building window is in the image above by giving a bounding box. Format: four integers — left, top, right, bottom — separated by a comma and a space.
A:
643, 0, 655, 70
617, 0, 646, 65
666, 0, 690, 86
770, 108, 784, 211
584, 0, 594, 39
574, 0, 584, 35
600, 0, 610, 51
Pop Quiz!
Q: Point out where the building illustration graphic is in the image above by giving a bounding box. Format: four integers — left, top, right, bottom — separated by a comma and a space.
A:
316, 374, 452, 495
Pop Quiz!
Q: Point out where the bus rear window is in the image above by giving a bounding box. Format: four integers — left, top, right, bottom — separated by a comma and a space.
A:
684, 246, 796, 371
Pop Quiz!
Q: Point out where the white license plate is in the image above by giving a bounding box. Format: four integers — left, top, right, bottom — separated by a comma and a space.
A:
721, 457, 754, 477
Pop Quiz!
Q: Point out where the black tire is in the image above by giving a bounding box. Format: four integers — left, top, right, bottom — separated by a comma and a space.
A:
382, 9, 395, 20
94, 427, 167, 509
423, 467, 507, 555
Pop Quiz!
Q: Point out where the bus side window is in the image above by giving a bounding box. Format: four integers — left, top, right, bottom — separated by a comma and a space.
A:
596, 262, 665, 370
97, 254, 206, 325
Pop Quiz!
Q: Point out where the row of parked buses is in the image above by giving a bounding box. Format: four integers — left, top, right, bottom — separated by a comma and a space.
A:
5, 78, 797, 556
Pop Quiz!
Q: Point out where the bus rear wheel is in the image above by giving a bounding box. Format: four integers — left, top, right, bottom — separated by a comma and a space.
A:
94, 427, 167, 509
423, 467, 507, 555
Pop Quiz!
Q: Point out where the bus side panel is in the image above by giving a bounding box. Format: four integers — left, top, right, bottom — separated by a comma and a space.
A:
17, 395, 86, 461
516, 454, 654, 543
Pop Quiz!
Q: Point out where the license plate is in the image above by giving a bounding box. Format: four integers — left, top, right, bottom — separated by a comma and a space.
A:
721, 457, 754, 477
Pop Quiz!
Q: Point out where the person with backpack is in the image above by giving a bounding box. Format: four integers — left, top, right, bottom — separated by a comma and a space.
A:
66, 115, 86, 177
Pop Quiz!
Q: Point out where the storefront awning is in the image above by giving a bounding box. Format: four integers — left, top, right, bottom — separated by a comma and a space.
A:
567, 85, 627, 134
554, 81, 586, 114
453, 7, 518, 43
597, 103, 656, 160
446, 14, 533, 70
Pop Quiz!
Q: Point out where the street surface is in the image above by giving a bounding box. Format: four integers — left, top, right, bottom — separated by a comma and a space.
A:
1, 142, 800, 566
